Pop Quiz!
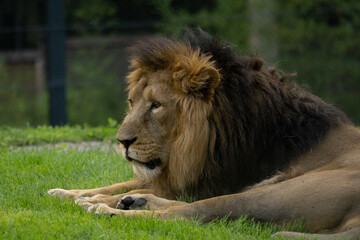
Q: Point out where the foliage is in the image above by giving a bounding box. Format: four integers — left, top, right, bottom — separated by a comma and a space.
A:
72, 0, 117, 26
0, 0, 45, 49
0, 60, 48, 126
0, 45, 128, 126
66, 45, 127, 126
155, 0, 249, 51
275, 0, 360, 124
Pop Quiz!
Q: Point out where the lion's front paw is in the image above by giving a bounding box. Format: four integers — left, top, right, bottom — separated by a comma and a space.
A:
48, 188, 75, 199
116, 194, 188, 210
116, 195, 147, 210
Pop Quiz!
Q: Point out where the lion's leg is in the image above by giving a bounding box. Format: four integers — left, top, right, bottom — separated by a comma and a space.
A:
94, 168, 360, 235
189, 169, 359, 228
75, 189, 156, 209
172, 168, 359, 231
48, 180, 144, 199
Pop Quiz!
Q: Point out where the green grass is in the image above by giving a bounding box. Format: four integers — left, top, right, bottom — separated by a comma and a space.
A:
0, 126, 303, 239
0, 124, 118, 148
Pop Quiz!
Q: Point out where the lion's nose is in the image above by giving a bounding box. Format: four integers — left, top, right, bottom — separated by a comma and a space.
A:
118, 137, 137, 149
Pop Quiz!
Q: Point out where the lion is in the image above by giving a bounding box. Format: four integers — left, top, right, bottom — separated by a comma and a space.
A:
48, 29, 360, 239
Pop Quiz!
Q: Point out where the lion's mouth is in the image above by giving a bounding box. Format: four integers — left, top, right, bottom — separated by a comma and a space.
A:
142, 158, 161, 170
125, 155, 161, 170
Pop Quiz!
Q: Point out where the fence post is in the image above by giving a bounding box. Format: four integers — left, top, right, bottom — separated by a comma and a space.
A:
46, 0, 67, 126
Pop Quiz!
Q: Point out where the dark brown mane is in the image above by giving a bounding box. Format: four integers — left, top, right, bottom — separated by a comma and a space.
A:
128, 29, 351, 200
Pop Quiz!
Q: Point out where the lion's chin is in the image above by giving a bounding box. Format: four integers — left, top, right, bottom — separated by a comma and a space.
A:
133, 162, 162, 181
123, 152, 161, 170
142, 158, 161, 170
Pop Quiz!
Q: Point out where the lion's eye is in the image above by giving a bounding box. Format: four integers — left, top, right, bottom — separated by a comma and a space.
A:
128, 99, 134, 108
150, 101, 161, 110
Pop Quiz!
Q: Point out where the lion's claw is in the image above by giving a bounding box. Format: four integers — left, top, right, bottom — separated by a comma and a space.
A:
116, 196, 147, 210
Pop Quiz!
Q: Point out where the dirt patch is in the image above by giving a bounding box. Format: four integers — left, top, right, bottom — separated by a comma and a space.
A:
11, 141, 121, 153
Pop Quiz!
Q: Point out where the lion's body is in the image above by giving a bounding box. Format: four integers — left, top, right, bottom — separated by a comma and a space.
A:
49, 29, 360, 239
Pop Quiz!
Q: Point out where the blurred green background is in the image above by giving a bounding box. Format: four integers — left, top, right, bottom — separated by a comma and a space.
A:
0, 0, 359, 126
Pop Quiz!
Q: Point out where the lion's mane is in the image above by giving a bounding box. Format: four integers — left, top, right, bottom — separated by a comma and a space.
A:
127, 29, 351, 200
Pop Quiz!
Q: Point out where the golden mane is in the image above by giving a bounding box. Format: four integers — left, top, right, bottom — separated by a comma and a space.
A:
126, 39, 220, 195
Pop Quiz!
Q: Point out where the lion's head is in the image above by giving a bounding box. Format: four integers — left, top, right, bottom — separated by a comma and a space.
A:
116, 36, 220, 195
117, 29, 350, 199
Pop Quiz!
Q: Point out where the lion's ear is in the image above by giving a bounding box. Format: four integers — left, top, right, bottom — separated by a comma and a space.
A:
173, 63, 220, 100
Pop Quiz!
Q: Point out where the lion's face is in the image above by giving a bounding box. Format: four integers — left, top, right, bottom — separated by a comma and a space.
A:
117, 43, 221, 187
117, 70, 176, 180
